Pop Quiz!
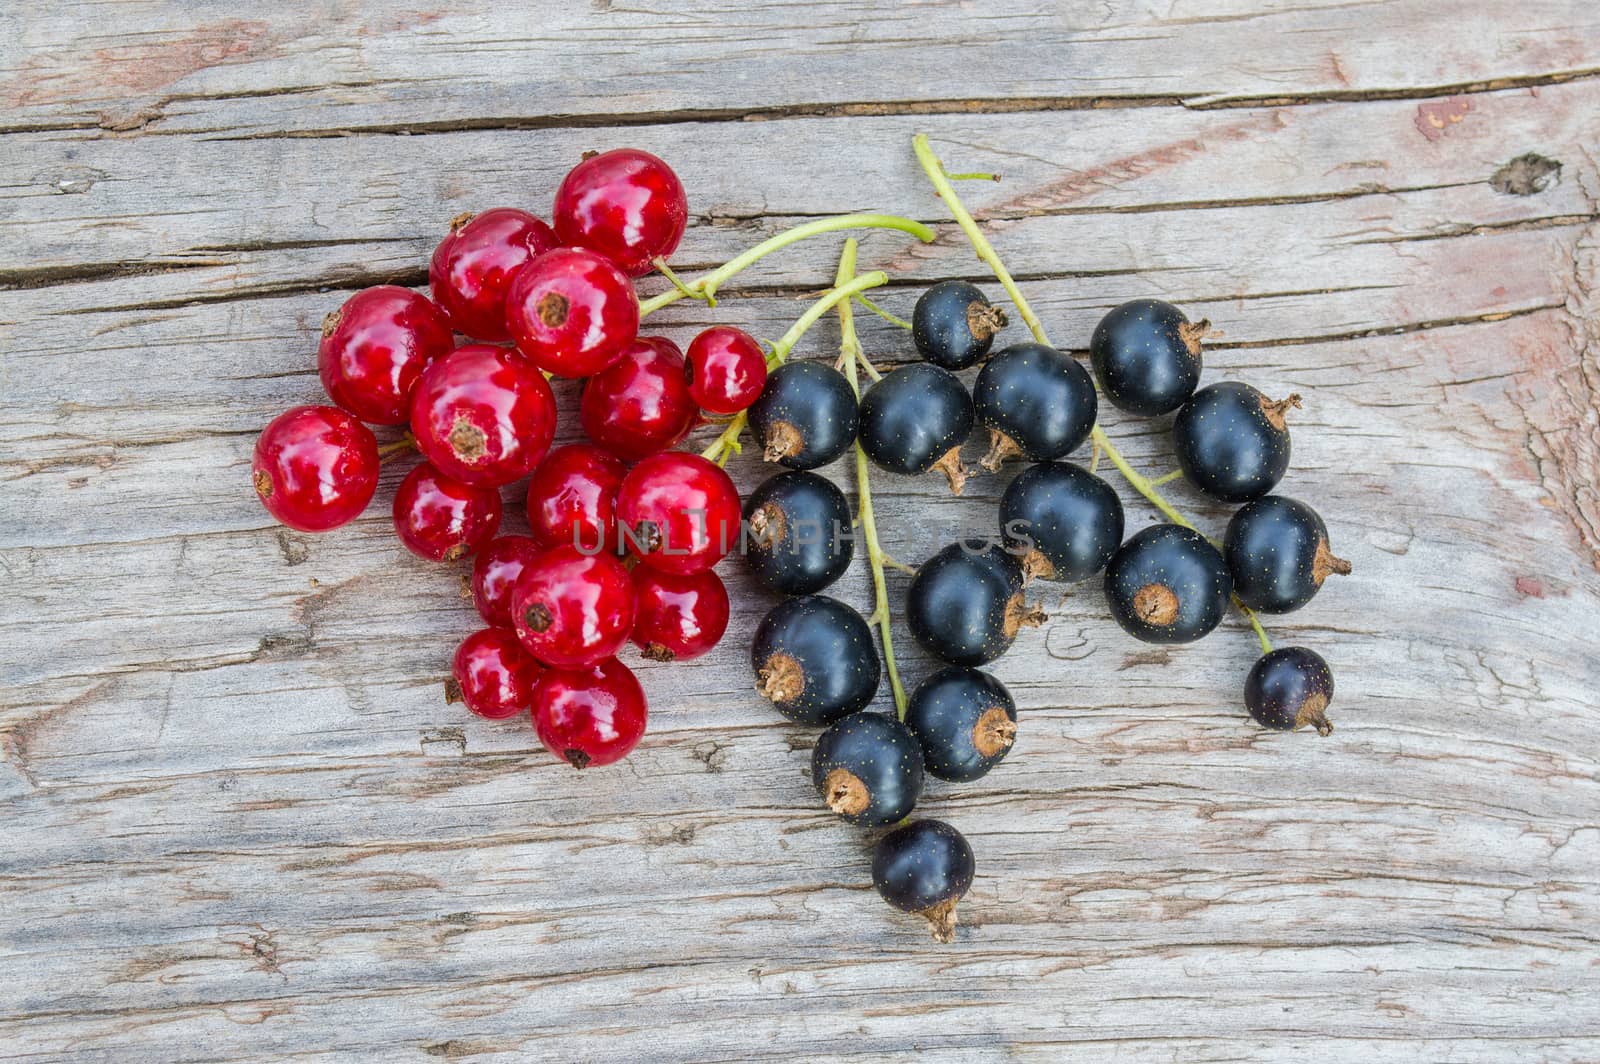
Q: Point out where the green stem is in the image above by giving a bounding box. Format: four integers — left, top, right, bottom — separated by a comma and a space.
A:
853, 293, 913, 330
638, 213, 935, 317
943, 170, 1002, 182
1151, 469, 1184, 487
1235, 598, 1274, 654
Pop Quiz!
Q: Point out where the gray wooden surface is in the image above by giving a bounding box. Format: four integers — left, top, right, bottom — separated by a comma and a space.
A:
3, 2, 1599, 1060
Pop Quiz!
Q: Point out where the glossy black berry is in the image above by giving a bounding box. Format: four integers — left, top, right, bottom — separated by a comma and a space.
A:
907, 542, 1044, 666
973, 342, 1097, 471
1090, 299, 1207, 416
748, 360, 858, 470
1104, 523, 1232, 644
1224, 495, 1351, 613
752, 595, 880, 726
999, 461, 1124, 583
912, 280, 1007, 370
904, 666, 1017, 782
1172, 381, 1298, 502
743, 470, 854, 595
1245, 646, 1334, 736
811, 712, 925, 826
858, 363, 974, 494
872, 819, 975, 943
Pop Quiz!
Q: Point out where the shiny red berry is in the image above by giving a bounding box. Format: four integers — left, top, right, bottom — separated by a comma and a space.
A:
409, 343, 557, 488
429, 209, 559, 342
686, 326, 767, 415
553, 149, 688, 277
630, 567, 729, 662
616, 452, 741, 574
252, 405, 379, 532
504, 248, 639, 377
392, 460, 502, 562
532, 657, 648, 768
580, 336, 698, 460
317, 286, 454, 425
526, 443, 627, 552
449, 628, 543, 720
511, 545, 636, 668
470, 534, 544, 628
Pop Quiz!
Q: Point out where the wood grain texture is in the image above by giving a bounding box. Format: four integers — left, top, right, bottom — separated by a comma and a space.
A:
2, 2, 1599, 1061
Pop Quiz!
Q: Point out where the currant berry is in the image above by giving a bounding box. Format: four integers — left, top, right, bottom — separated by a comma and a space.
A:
811, 712, 925, 827
743, 470, 855, 595
470, 534, 543, 628
318, 286, 454, 424
392, 460, 502, 562
912, 280, 1007, 369
1225, 496, 1351, 613
974, 343, 1097, 470
1090, 299, 1207, 416
752, 595, 880, 725
552, 148, 688, 277
1173, 382, 1298, 502
747, 360, 858, 470
872, 819, 975, 943
858, 363, 974, 493
526, 443, 627, 553
685, 326, 767, 415
616, 452, 741, 574
429, 208, 559, 341
580, 336, 697, 461
1104, 524, 1232, 644
505, 247, 639, 377
998, 461, 1124, 583
532, 657, 648, 768
907, 542, 1044, 666
1245, 646, 1334, 736
904, 666, 1017, 782
252, 405, 379, 532
448, 628, 543, 720
630, 567, 729, 662
409, 343, 558, 488
511, 545, 636, 668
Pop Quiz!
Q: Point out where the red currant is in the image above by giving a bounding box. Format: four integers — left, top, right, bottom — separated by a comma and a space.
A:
317, 286, 454, 425
504, 248, 639, 377
580, 336, 698, 461
553, 149, 688, 277
449, 628, 543, 720
532, 657, 648, 768
409, 343, 557, 487
511, 545, 636, 668
429, 208, 559, 342
392, 460, 502, 562
630, 567, 729, 662
526, 443, 626, 552
470, 534, 543, 628
252, 405, 379, 532
686, 326, 767, 415
616, 452, 741, 574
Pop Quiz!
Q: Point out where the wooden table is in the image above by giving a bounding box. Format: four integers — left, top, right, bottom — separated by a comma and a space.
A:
4, 3, 1598, 1059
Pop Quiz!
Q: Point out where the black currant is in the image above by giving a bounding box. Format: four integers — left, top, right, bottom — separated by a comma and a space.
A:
872, 819, 975, 943
1245, 646, 1334, 735
973, 342, 1097, 471
904, 666, 1017, 782
743, 470, 855, 595
1090, 298, 1208, 416
810, 712, 925, 826
912, 280, 1007, 370
1224, 495, 1351, 613
858, 363, 974, 494
999, 461, 1124, 583
907, 542, 1044, 666
1172, 381, 1298, 502
752, 595, 880, 726
1103, 523, 1232, 644
747, 360, 858, 470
